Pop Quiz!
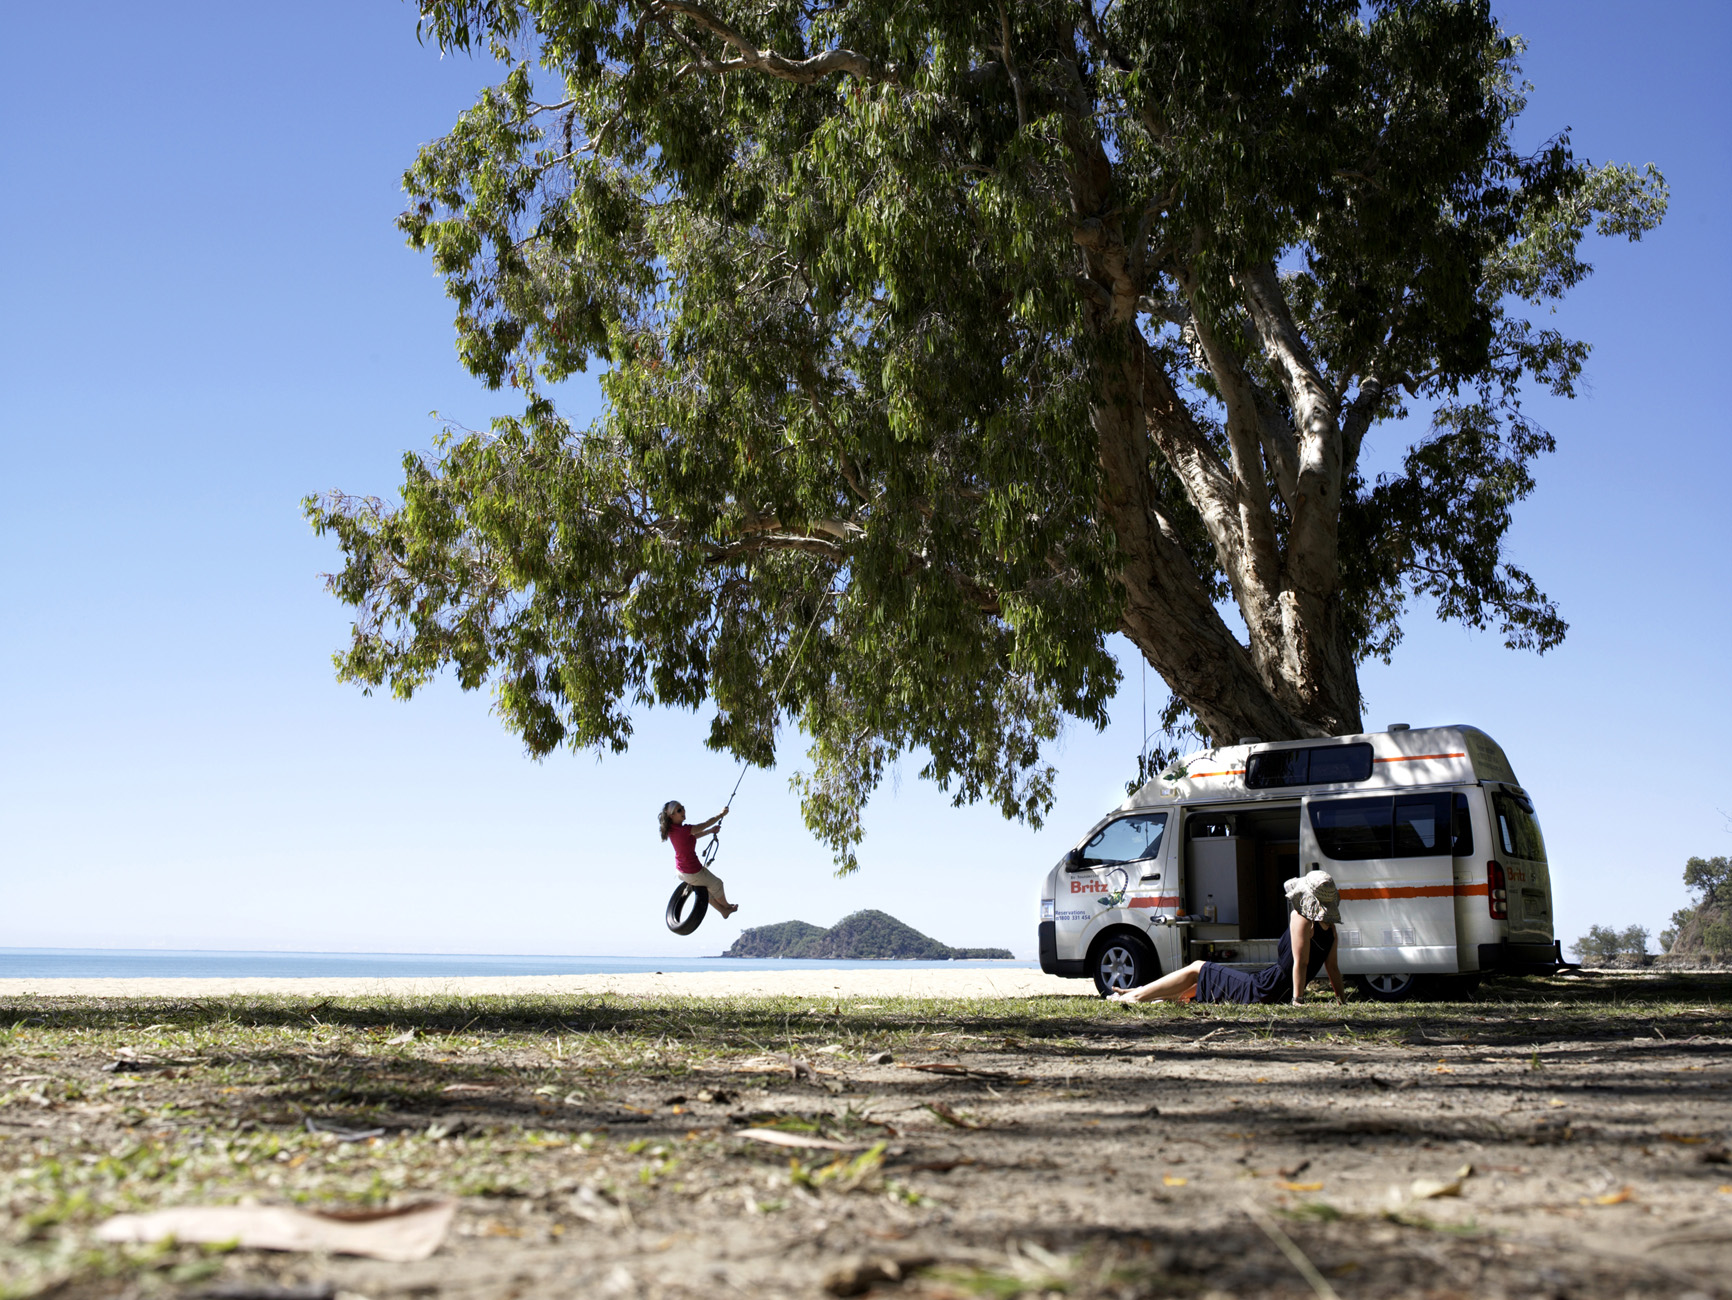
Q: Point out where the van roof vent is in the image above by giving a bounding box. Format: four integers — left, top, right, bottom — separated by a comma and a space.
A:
1387, 722, 1411, 731
1238, 736, 1262, 745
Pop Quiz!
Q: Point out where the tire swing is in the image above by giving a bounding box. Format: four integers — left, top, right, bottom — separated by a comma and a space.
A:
665, 880, 709, 935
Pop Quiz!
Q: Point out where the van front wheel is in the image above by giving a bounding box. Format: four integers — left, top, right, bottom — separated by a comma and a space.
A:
1091, 934, 1158, 997
1355, 972, 1421, 1002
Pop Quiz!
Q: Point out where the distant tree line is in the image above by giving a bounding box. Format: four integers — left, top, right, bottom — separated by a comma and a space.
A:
1573, 855, 1731, 962
1569, 924, 1648, 963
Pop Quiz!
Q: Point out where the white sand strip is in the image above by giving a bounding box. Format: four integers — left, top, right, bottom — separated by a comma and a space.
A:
0, 970, 1091, 1000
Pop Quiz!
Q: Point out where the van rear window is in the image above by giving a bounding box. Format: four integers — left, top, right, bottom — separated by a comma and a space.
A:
1312, 793, 1472, 861
1247, 743, 1373, 789
1493, 790, 1547, 863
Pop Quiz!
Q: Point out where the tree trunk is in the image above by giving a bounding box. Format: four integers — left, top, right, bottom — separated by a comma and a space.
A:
1068, 116, 1364, 746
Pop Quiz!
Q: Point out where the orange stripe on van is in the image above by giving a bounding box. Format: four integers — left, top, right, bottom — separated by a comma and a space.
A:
1187, 769, 1245, 779
1372, 752, 1466, 764
1128, 895, 1181, 909
1339, 883, 1489, 900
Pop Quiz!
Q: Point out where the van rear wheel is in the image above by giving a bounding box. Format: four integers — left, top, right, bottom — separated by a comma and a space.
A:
1091, 933, 1158, 997
1356, 972, 1421, 1002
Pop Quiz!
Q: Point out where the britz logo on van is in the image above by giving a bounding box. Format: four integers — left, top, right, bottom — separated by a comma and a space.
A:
1071, 879, 1111, 894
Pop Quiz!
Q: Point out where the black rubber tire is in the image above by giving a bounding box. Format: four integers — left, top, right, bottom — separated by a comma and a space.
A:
1355, 971, 1423, 1002
1091, 932, 1159, 997
666, 882, 710, 935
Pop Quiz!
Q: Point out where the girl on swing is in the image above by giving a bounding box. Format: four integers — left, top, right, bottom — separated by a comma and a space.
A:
658, 801, 740, 919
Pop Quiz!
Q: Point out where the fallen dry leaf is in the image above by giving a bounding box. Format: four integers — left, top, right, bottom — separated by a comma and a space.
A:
897, 1062, 1010, 1080
1661, 1133, 1707, 1145
1411, 1177, 1462, 1199
824, 1254, 935, 1297
735, 1055, 832, 1079
440, 1083, 497, 1094
736, 1128, 866, 1152
97, 1200, 456, 1262
1412, 1163, 1473, 1199
924, 1102, 988, 1130
1162, 1174, 1188, 1187
1584, 1186, 1634, 1206
1279, 1180, 1324, 1192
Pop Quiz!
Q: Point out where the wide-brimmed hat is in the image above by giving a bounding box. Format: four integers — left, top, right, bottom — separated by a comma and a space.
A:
1284, 870, 1341, 925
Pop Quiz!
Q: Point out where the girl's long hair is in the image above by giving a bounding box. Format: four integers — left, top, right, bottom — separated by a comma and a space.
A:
658, 801, 682, 841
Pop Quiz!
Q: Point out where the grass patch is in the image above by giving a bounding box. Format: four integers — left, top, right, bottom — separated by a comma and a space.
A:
0, 972, 1724, 1296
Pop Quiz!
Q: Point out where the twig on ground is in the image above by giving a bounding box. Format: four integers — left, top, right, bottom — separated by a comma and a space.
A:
1242, 1200, 1342, 1300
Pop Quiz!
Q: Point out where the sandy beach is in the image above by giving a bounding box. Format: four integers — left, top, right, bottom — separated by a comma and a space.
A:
0, 967, 1089, 1000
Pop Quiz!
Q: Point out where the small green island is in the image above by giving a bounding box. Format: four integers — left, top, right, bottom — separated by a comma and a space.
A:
719, 909, 1014, 960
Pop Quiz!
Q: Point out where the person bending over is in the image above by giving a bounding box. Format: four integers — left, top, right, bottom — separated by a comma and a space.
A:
1109, 870, 1346, 1006
658, 801, 739, 919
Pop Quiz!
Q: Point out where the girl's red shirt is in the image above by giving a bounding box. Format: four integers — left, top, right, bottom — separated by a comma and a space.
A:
668, 824, 703, 874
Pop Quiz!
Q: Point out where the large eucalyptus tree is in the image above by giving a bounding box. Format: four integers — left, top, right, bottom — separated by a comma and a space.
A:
308, 0, 1664, 866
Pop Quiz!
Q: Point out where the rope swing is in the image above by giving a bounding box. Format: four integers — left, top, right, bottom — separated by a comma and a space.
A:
663, 591, 832, 935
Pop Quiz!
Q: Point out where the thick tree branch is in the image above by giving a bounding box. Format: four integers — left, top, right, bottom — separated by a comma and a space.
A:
1341, 375, 1390, 470
1167, 270, 1296, 686
1171, 271, 1272, 519
646, 0, 903, 84
1253, 387, 1300, 510
737, 515, 864, 542
995, 2, 1028, 130
1236, 261, 1337, 440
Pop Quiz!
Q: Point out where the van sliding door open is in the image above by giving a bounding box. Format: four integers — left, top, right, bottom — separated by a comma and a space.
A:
1301, 793, 1460, 975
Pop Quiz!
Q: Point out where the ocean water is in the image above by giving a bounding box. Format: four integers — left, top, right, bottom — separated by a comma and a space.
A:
0, 949, 1036, 979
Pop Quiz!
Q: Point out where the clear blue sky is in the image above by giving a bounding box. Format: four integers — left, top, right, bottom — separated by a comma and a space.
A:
2, 2, 1727, 958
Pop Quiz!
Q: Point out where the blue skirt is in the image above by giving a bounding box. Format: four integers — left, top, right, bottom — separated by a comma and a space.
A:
1194, 928, 1327, 1005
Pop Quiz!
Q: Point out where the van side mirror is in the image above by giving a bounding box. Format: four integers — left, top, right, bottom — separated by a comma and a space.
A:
1064, 848, 1087, 872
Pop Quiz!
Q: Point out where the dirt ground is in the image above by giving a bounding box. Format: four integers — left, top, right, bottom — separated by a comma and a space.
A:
2, 970, 1728, 1299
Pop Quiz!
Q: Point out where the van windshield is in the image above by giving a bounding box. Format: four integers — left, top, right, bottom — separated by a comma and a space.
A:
1083, 813, 1168, 865
1492, 790, 1547, 863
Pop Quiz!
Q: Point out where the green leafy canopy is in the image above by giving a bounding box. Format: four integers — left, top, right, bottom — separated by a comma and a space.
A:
306, 0, 1664, 868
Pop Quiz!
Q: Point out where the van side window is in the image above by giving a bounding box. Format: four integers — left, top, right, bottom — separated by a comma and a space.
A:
1082, 813, 1168, 866
1309, 744, 1375, 784
1310, 797, 1391, 859
1313, 794, 1462, 860
1451, 792, 1474, 856
1393, 795, 1446, 855
1247, 749, 1310, 788
1247, 743, 1373, 789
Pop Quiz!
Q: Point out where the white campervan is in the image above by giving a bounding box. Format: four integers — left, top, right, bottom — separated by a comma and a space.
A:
1037, 726, 1563, 999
